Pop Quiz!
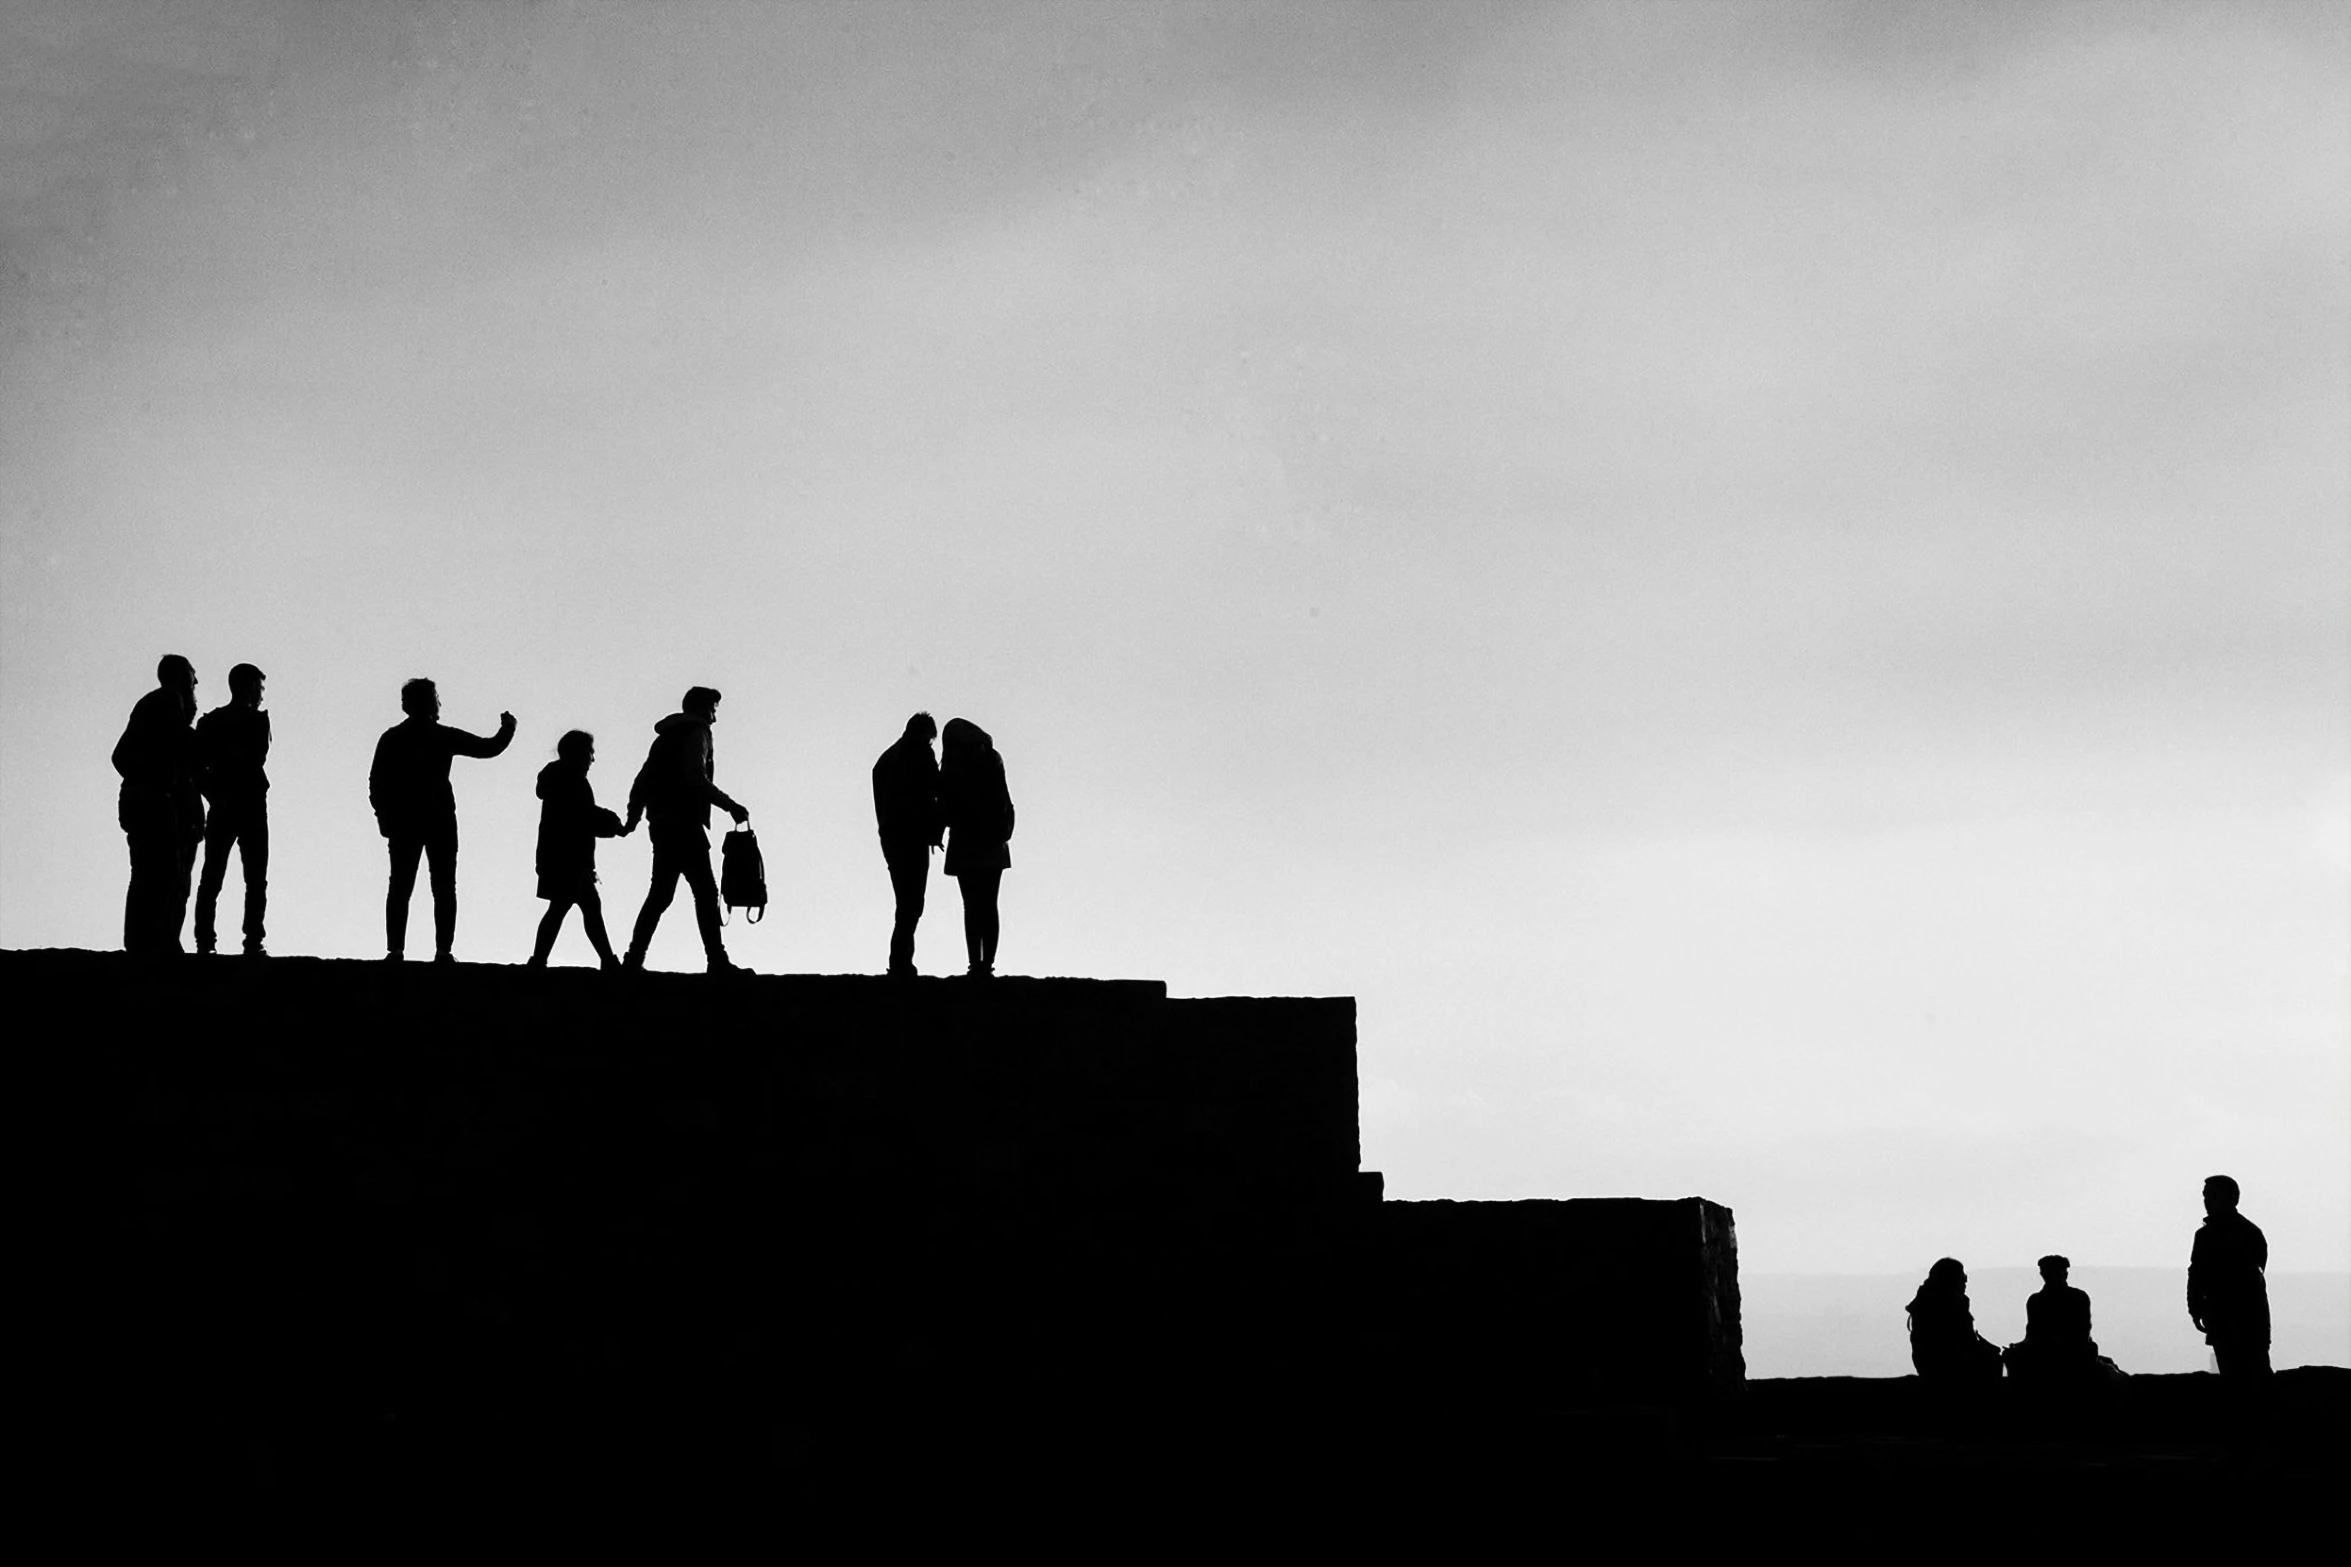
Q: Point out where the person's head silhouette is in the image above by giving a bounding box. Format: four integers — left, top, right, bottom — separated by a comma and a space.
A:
557, 729, 595, 768
228, 663, 265, 708
906, 711, 937, 743
1925, 1257, 1967, 1294
401, 678, 439, 721
2037, 1254, 2070, 1287
684, 686, 722, 723
2203, 1174, 2240, 1217
157, 654, 197, 718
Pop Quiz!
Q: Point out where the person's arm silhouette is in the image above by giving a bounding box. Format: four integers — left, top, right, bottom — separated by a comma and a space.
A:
448, 710, 518, 758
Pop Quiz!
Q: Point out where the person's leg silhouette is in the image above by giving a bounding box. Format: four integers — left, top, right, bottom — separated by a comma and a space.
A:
385, 833, 424, 958
237, 807, 268, 953
194, 810, 235, 954
424, 824, 458, 960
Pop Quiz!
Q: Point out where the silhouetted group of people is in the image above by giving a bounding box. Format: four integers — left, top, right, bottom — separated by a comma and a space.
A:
114, 659, 1015, 976
1907, 1176, 2273, 1390
113, 656, 271, 957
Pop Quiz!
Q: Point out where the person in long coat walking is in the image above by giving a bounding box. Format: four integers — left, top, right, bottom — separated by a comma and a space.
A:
529, 729, 631, 969
938, 717, 1014, 978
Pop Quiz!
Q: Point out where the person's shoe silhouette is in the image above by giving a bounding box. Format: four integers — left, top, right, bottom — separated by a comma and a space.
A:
243, 943, 267, 959
434, 950, 455, 964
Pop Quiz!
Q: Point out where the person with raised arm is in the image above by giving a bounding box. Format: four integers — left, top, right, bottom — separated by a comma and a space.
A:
369, 677, 515, 963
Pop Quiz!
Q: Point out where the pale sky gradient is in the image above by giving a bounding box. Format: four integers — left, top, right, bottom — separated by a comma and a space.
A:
4, 2, 2346, 1293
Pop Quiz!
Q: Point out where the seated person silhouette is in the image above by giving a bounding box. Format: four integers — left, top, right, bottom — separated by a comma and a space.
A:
2003, 1254, 2121, 1386
1906, 1257, 2003, 1384
528, 730, 631, 970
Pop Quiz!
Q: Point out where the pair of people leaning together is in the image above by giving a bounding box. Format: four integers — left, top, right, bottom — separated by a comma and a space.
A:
872, 711, 1016, 978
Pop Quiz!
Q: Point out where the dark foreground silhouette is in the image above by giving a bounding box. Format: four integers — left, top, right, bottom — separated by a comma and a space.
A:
36, 948, 2343, 1532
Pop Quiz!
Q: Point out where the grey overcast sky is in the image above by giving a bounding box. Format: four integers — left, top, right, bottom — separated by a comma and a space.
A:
4, 2, 2346, 1291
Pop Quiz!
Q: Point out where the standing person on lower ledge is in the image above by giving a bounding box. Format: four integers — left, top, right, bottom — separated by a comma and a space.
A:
938, 717, 1013, 978
112, 653, 204, 954
622, 685, 749, 974
2188, 1174, 2271, 1380
872, 711, 942, 976
194, 662, 271, 957
369, 678, 516, 962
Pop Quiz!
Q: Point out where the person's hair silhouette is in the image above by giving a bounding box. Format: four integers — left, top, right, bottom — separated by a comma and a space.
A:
2189, 1174, 2271, 1379
111, 654, 204, 953
193, 662, 271, 957
368, 677, 516, 961
1906, 1257, 2002, 1384
621, 686, 749, 974
528, 729, 630, 970
873, 711, 942, 976
939, 717, 1014, 978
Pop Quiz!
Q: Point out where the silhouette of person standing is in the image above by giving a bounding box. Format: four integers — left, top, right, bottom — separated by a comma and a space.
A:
368, 678, 515, 962
872, 712, 942, 976
112, 654, 204, 953
938, 717, 1014, 978
2188, 1174, 2271, 1380
193, 662, 271, 957
2003, 1255, 2113, 1385
622, 686, 749, 974
1906, 1258, 2003, 1384
528, 730, 630, 970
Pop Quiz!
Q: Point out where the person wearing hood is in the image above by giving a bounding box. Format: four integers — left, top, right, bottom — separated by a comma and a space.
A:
938, 717, 1014, 978
112, 653, 205, 953
621, 685, 749, 973
528, 730, 631, 969
369, 677, 516, 962
1906, 1257, 2003, 1384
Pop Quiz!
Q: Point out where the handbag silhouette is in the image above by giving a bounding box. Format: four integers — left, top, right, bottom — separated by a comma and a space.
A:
720, 824, 767, 924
